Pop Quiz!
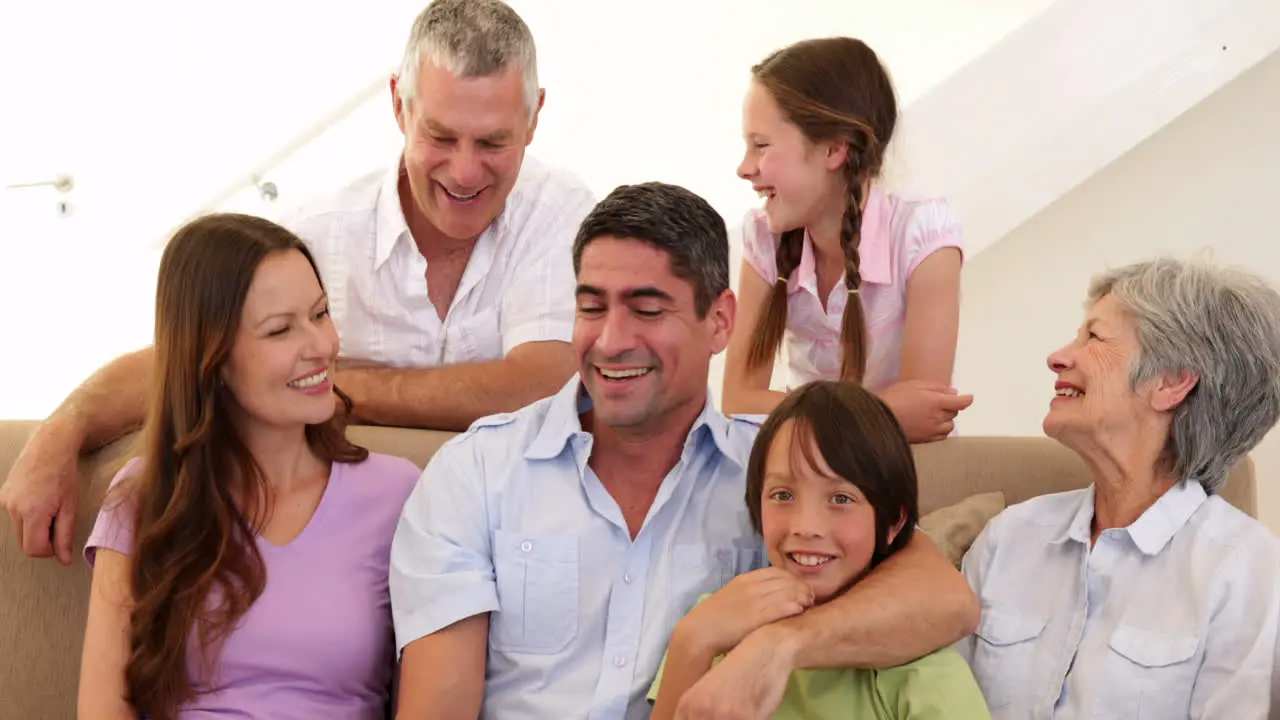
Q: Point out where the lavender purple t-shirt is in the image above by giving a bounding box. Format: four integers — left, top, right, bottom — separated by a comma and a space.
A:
84, 452, 421, 719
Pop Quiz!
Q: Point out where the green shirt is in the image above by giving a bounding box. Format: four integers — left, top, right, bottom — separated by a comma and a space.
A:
648, 600, 991, 719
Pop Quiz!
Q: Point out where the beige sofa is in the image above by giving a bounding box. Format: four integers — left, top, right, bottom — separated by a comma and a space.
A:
0, 420, 1257, 719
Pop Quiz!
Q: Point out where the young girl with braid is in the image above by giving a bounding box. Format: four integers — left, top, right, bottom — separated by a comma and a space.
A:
722, 37, 973, 443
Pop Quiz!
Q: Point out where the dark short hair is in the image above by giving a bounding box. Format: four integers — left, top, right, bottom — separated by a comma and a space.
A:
572, 182, 730, 317
746, 380, 918, 568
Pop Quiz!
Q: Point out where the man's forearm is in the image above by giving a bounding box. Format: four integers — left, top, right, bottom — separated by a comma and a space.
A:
52, 348, 153, 452
766, 533, 979, 670
341, 341, 576, 431
396, 615, 488, 720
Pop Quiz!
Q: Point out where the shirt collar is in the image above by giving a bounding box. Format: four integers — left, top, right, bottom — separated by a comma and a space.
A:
524, 375, 743, 468
374, 156, 412, 269
1056, 479, 1208, 555
1060, 485, 1097, 546
788, 186, 893, 292
1126, 479, 1208, 555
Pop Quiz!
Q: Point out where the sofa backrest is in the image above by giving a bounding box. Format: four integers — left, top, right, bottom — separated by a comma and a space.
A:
341, 424, 1257, 516
0, 420, 1257, 719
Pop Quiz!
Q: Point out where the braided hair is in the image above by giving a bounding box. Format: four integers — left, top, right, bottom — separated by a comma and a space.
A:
744, 37, 897, 384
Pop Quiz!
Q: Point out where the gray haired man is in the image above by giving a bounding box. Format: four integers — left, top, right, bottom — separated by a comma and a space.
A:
2, 0, 595, 563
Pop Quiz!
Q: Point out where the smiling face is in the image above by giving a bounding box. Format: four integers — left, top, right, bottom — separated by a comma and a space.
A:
760, 420, 900, 603
220, 249, 340, 433
736, 81, 845, 236
1044, 293, 1155, 451
393, 58, 541, 242
572, 236, 733, 435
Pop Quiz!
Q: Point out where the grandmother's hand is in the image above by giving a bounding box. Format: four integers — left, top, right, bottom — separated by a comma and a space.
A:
877, 380, 973, 443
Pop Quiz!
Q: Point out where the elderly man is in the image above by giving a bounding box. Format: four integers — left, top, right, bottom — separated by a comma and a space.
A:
390, 181, 978, 719
959, 258, 1280, 719
2, 0, 593, 564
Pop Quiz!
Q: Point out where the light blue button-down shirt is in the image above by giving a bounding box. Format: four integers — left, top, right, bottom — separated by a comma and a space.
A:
957, 479, 1280, 719
389, 377, 765, 719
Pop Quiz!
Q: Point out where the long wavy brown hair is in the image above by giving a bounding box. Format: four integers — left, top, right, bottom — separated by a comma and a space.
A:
113, 213, 367, 719
744, 37, 898, 383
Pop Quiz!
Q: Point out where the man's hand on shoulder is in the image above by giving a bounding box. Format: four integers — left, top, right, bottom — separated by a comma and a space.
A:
1, 419, 84, 564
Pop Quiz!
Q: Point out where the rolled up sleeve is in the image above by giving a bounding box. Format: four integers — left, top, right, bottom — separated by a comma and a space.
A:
389, 444, 499, 655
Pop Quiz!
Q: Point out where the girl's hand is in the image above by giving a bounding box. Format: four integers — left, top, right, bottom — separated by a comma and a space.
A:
876, 380, 973, 442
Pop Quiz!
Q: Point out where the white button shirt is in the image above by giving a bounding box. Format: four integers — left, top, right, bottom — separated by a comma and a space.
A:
958, 479, 1280, 719
278, 154, 597, 367
389, 377, 766, 720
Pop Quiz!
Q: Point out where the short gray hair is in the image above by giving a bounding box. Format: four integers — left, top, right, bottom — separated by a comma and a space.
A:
396, 0, 539, 122
1089, 257, 1280, 494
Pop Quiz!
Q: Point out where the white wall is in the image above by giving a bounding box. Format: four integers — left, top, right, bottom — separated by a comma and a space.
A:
954, 48, 1280, 531
0, 0, 1055, 420
890, 0, 1280, 259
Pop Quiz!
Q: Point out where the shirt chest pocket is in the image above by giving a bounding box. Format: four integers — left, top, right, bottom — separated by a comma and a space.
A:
670, 544, 762, 613
970, 606, 1048, 709
490, 530, 579, 654
445, 307, 503, 364
1093, 624, 1200, 719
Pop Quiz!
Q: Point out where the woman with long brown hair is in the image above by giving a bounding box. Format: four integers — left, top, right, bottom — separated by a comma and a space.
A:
722, 37, 973, 443
77, 213, 421, 719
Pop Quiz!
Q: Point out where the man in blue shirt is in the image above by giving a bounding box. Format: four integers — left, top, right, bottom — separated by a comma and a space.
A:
390, 182, 979, 719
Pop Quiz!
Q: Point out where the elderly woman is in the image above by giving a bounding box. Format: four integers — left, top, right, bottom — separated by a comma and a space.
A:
958, 257, 1280, 719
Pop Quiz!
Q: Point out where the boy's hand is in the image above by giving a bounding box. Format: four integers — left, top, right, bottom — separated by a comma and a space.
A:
674, 568, 813, 657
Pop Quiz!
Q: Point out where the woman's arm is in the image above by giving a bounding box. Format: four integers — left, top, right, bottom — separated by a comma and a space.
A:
78, 548, 138, 720
898, 247, 962, 386
722, 259, 788, 415
1191, 544, 1280, 717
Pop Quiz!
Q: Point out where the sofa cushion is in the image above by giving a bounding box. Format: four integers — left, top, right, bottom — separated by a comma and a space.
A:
918, 491, 1006, 568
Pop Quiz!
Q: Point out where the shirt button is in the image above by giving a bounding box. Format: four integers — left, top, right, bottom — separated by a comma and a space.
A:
614, 655, 627, 668
520, 541, 533, 552
623, 573, 632, 584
